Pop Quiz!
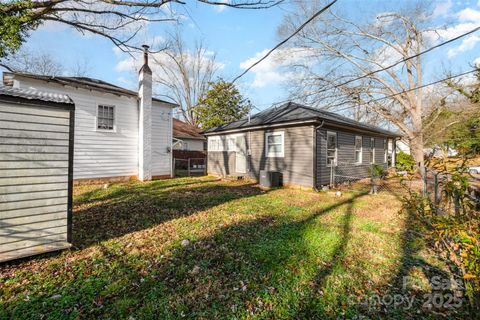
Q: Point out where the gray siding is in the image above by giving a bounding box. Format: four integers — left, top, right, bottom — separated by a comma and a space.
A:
208, 126, 315, 188
316, 128, 388, 186
0, 102, 72, 262
248, 126, 314, 187
208, 151, 236, 176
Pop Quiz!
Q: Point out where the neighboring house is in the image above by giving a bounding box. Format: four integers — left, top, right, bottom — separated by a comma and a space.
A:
204, 102, 401, 189
2, 47, 177, 183
173, 118, 206, 152
396, 139, 411, 155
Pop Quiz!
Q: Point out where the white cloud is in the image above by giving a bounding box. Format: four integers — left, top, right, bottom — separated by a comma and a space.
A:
474, 56, 480, 66
239, 48, 316, 88
424, 7, 480, 58
457, 7, 480, 21
447, 34, 480, 57
432, 0, 452, 18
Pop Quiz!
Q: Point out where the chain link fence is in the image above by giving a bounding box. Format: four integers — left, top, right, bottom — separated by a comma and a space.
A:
421, 167, 480, 214
327, 162, 394, 194
173, 158, 207, 177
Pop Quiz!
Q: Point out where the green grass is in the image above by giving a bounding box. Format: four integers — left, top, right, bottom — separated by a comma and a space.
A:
0, 177, 468, 319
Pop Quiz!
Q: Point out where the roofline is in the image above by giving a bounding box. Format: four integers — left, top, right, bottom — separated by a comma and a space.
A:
5, 72, 178, 108
173, 135, 206, 140
204, 118, 401, 137
0, 95, 75, 110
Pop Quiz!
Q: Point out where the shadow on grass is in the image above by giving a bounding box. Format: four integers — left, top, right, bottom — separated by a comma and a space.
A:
1, 189, 370, 319
73, 179, 264, 248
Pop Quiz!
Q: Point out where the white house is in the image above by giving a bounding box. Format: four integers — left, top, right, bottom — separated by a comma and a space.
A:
2, 46, 176, 183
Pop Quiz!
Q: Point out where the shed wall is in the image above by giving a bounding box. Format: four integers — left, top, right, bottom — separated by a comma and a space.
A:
0, 101, 73, 262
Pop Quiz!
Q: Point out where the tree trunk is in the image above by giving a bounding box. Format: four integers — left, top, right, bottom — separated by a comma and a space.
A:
410, 133, 424, 170
410, 107, 424, 171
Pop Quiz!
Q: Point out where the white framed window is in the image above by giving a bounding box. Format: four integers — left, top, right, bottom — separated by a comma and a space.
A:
326, 131, 337, 167
265, 131, 284, 157
208, 136, 222, 151
370, 138, 375, 164
384, 139, 388, 163
354, 136, 362, 164
227, 137, 236, 151
97, 105, 115, 131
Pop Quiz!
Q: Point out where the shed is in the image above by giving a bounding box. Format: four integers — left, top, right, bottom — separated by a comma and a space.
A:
0, 86, 75, 263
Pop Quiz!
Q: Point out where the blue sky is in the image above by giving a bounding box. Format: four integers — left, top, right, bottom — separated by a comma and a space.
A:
12, 0, 480, 111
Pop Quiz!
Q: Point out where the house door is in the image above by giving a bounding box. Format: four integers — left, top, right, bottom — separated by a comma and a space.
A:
236, 135, 247, 174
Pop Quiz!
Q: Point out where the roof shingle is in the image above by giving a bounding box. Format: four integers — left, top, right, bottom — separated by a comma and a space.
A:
173, 119, 205, 140
205, 102, 401, 137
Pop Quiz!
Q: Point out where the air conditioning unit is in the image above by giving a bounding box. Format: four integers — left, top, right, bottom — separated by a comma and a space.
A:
259, 170, 282, 188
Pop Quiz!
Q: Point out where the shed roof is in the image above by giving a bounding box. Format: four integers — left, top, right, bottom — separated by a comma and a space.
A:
173, 118, 205, 140
0, 85, 74, 105
205, 102, 401, 137
3, 72, 177, 106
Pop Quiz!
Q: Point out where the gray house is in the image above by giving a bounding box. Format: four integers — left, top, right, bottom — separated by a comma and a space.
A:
204, 102, 400, 189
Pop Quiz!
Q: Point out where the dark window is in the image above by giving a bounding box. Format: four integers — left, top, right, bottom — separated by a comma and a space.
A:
97, 105, 115, 130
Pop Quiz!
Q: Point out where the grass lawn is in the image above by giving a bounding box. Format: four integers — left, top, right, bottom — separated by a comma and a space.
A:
0, 177, 468, 319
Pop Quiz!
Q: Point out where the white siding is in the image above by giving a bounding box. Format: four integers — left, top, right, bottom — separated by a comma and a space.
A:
14, 77, 172, 180
151, 104, 172, 176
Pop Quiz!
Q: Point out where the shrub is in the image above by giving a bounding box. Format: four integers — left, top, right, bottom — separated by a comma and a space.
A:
401, 165, 480, 308
395, 151, 416, 172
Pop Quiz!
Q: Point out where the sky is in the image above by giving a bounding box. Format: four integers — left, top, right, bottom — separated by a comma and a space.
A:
7, 0, 480, 112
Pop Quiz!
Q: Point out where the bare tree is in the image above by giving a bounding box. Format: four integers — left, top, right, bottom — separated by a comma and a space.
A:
278, 1, 438, 169
152, 29, 221, 127
2, 49, 65, 76
0, 0, 284, 58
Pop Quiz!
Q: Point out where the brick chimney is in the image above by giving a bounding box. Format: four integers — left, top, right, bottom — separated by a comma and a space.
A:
138, 45, 152, 181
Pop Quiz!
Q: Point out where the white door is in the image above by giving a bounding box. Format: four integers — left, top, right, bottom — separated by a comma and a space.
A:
236, 135, 247, 174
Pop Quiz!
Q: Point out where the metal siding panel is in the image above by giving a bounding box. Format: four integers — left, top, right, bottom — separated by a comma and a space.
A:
0, 175, 68, 186
0, 190, 68, 203
0, 102, 71, 262
0, 111, 70, 126
0, 204, 67, 219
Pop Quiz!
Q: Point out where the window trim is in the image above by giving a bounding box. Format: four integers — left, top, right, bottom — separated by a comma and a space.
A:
96, 104, 116, 132
326, 131, 337, 167
370, 137, 375, 164
354, 135, 363, 165
265, 131, 285, 158
383, 139, 388, 163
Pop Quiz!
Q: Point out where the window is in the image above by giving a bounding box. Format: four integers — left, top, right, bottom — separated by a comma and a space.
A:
266, 131, 284, 157
227, 137, 236, 151
370, 138, 375, 164
326, 131, 337, 166
355, 136, 362, 164
97, 105, 115, 130
383, 139, 388, 163
208, 136, 222, 151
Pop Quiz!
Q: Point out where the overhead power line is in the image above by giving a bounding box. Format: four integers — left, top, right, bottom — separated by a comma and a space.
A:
252, 24, 480, 109
330, 68, 478, 113
231, 0, 338, 84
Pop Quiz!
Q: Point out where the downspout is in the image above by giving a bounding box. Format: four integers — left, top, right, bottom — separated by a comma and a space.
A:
313, 120, 325, 192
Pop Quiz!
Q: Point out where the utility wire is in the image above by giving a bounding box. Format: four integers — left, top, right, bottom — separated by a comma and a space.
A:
232, 0, 338, 84
329, 68, 478, 113
252, 24, 480, 109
